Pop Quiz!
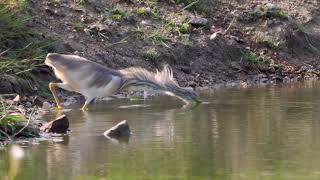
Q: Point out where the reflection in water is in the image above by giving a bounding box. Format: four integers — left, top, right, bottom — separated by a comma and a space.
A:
2, 82, 320, 179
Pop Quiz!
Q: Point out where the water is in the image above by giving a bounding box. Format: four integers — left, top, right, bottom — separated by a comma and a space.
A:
2, 82, 320, 180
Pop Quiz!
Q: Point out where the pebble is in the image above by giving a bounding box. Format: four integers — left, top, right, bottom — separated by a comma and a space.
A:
42, 102, 51, 111
189, 17, 208, 27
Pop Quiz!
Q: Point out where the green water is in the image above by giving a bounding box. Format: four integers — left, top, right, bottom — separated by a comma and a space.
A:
2, 82, 320, 180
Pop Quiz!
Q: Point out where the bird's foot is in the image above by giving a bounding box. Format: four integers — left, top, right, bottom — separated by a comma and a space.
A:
81, 106, 89, 111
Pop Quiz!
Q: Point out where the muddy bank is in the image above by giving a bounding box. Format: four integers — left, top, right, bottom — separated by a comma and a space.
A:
0, 0, 319, 98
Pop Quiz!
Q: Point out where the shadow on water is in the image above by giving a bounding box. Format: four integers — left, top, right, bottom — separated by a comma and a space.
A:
2, 81, 320, 179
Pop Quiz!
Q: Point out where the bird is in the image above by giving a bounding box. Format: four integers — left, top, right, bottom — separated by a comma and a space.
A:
45, 53, 201, 111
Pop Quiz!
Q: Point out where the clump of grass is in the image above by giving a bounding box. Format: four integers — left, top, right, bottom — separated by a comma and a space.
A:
74, 0, 86, 5
143, 48, 159, 61
0, 3, 59, 78
148, 31, 171, 44
136, 7, 146, 15
136, 6, 159, 19
253, 31, 283, 50
111, 7, 127, 21
252, 5, 288, 20
266, 6, 288, 19
73, 22, 84, 32
292, 21, 304, 33
167, 0, 218, 15
242, 51, 264, 65
165, 19, 190, 34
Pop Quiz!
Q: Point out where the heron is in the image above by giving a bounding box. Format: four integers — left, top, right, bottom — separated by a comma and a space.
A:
45, 53, 201, 111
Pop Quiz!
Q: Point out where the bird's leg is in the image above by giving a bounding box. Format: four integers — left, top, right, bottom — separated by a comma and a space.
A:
81, 98, 94, 111
49, 82, 62, 109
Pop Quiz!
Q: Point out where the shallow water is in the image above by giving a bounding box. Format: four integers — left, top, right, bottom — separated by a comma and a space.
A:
2, 82, 320, 180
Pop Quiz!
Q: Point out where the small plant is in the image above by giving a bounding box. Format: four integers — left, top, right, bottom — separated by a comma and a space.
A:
73, 22, 84, 32
165, 19, 190, 34
74, 0, 86, 5
292, 21, 304, 33
150, 8, 159, 19
53, 0, 61, 5
266, 6, 288, 19
144, 48, 159, 61
253, 31, 283, 50
111, 7, 127, 21
177, 21, 190, 34
148, 31, 171, 44
250, 6, 288, 21
242, 51, 264, 65
136, 7, 146, 15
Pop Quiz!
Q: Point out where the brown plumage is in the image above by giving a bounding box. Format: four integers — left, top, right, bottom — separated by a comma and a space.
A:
45, 53, 200, 110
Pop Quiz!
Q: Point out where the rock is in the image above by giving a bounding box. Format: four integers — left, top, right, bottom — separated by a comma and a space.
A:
40, 115, 69, 134
104, 120, 131, 139
188, 17, 208, 27
41, 102, 51, 111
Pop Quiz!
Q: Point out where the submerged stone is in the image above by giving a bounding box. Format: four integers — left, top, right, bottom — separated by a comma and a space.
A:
104, 120, 131, 139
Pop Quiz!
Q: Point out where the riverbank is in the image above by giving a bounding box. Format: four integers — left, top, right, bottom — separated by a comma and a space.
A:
0, 0, 319, 99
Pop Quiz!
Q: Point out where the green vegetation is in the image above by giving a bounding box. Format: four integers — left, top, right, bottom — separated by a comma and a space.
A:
148, 31, 171, 44
136, 6, 159, 19
73, 21, 84, 32
292, 21, 305, 33
266, 6, 288, 19
136, 7, 146, 15
0, 2, 58, 79
111, 7, 127, 21
166, 19, 190, 34
167, 0, 219, 14
252, 5, 288, 20
144, 48, 159, 61
242, 51, 264, 65
74, 0, 86, 5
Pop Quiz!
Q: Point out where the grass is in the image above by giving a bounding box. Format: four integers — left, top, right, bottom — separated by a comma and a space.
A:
165, 19, 190, 34
242, 51, 264, 65
166, 0, 220, 15
111, 6, 127, 21
252, 5, 288, 20
74, 0, 86, 5
148, 31, 171, 44
266, 6, 288, 19
73, 21, 84, 32
144, 48, 159, 61
0, 1, 59, 96
253, 31, 283, 50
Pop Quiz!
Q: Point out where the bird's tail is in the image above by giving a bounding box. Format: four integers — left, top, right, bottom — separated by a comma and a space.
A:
118, 65, 180, 92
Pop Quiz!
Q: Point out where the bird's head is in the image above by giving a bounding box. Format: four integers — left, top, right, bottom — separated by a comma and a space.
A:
165, 86, 201, 106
